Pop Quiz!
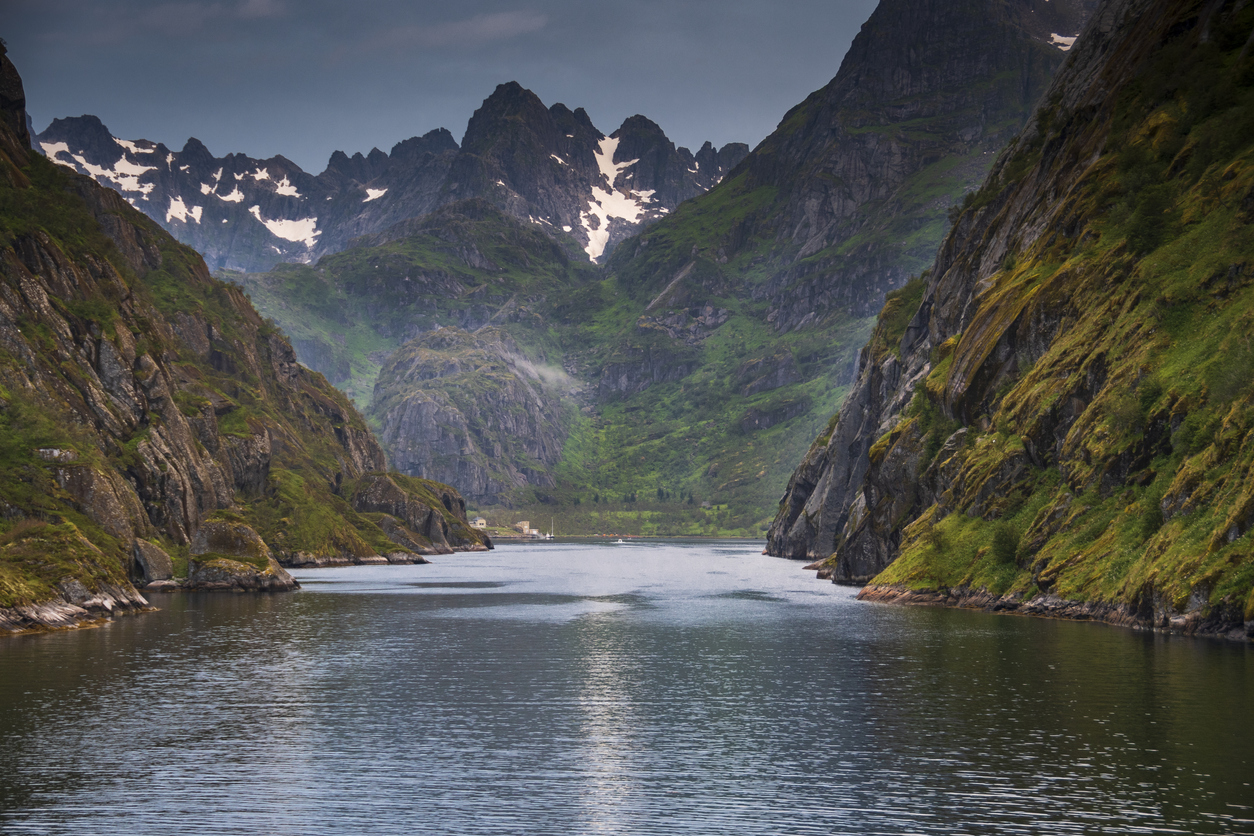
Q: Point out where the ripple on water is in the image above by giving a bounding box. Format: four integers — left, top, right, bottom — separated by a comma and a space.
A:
0, 541, 1251, 835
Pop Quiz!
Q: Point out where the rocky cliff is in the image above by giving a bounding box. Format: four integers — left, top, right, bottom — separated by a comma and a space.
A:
372, 326, 571, 504
609, 0, 1097, 328
768, 0, 1254, 640
35, 85, 746, 272
0, 49, 488, 632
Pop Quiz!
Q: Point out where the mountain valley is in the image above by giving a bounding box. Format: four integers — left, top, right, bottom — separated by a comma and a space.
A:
6, 0, 1252, 640
219, 0, 1092, 537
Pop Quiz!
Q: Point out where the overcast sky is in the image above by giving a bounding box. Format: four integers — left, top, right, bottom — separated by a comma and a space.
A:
6, 0, 878, 173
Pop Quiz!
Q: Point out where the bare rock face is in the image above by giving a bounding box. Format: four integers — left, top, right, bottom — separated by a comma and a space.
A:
351, 475, 449, 553
350, 473, 490, 553
133, 539, 175, 584
371, 327, 568, 505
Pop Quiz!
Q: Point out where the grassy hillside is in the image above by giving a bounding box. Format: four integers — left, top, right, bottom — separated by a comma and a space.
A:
0, 88, 486, 613
843, 0, 1254, 628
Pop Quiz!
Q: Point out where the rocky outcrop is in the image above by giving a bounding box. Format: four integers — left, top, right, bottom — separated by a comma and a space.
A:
133, 539, 175, 584
350, 473, 488, 553
0, 581, 152, 633
35, 84, 746, 271
186, 520, 297, 591
371, 327, 570, 505
597, 340, 700, 400
771, 0, 1254, 636
0, 53, 490, 630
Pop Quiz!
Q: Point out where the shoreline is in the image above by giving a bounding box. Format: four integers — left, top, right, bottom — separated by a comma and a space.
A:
1, 543, 495, 636
856, 583, 1254, 644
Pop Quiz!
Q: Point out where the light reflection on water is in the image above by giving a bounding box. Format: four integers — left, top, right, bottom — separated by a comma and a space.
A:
0, 539, 1252, 835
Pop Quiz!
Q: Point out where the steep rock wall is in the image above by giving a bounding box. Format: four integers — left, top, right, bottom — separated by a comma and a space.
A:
769, 0, 1254, 639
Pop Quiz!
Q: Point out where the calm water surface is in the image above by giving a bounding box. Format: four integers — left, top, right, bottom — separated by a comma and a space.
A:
1, 540, 1252, 835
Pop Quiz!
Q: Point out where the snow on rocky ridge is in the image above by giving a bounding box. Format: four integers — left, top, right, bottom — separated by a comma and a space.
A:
581, 136, 653, 262
35, 91, 747, 272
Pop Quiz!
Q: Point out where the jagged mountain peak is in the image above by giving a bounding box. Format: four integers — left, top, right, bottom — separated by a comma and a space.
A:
178, 137, 216, 166
389, 128, 460, 164
461, 81, 554, 149
34, 80, 746, 270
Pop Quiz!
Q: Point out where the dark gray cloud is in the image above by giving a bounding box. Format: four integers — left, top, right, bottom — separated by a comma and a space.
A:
6, 0, 878, 172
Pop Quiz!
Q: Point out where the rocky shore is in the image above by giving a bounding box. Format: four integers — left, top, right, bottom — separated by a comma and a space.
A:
0, 581, 154, 634
857, 584, 1254, 644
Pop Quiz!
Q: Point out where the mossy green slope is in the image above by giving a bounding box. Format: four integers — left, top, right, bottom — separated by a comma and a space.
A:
0, 51, 486, 622
235, 199, 595, 407
778, 0, 1254, 637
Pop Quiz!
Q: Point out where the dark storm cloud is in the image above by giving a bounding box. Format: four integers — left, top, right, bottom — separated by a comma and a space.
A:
5, 0, 877, 172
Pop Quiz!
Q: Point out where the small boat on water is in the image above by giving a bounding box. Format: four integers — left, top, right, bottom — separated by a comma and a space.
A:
615, 538, 625, 544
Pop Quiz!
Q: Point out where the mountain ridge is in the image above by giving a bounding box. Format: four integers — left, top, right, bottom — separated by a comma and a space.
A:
237, 0, 1097, 528
35, 84, 747, 272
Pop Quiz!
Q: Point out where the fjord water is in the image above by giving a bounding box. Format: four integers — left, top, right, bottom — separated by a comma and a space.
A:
1, 541, 1251, 835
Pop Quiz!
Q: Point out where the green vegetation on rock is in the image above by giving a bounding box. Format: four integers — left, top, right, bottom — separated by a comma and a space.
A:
0, 52, 488, 623
780, 0, 1254, 636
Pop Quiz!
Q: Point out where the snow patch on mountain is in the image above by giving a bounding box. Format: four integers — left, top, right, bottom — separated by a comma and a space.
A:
1049, 32, 1077, 50
218, 186, 245, 203
249, 205, 319, 248
71, 153, 157, 195
276, 176, 301, 197
363, 188, 388, 203
114, 138, 153, 154
40, 142, 75, 169
166, 196, 202, 224
581, 136, 646, 261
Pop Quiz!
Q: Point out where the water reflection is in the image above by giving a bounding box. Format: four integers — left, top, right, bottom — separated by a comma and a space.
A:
0, 540, 1251, 835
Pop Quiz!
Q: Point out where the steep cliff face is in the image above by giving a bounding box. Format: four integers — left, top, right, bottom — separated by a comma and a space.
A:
769, 0, 1254, 639
371, 327, 570, 505
447, 83, 746, 263
36, 84, 746, 272
610, 0, 1097, 329
0, 51, 488, 631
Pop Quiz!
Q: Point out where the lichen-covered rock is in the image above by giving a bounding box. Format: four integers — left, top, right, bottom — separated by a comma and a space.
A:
187, 555, 298, 592
187, 520, 297, 590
